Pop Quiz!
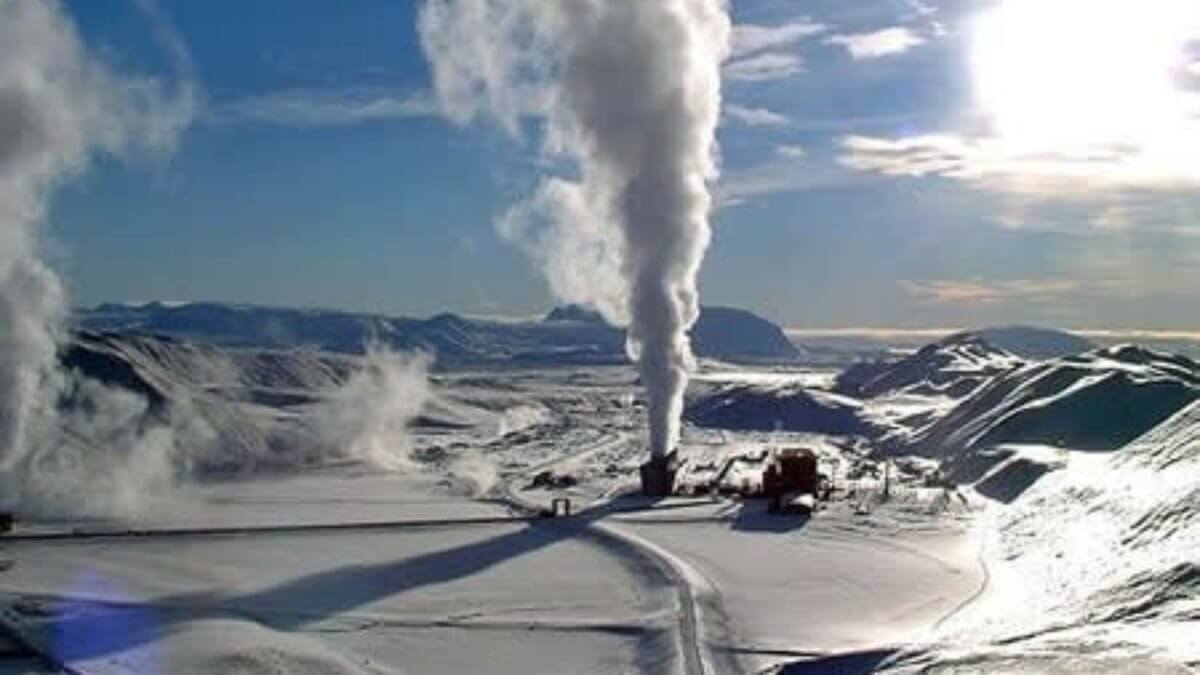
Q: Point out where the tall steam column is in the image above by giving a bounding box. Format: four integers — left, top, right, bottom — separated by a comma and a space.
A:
420, 0, 730, 501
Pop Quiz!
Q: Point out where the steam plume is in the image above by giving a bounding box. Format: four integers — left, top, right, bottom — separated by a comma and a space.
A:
311, 348, 433, 471
0, 0, 194, 517
419, 0, 730, 457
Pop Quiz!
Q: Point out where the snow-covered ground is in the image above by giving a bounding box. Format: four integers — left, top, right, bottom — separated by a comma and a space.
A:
0, 473, 677, 674
882, 403, 1200, 674
7, 334, 1199, 674
0, 363, 985, 675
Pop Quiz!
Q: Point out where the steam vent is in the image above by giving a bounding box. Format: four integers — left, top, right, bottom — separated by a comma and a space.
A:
639, 450, 678, 497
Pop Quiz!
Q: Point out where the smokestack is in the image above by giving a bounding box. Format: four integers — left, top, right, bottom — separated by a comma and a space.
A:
420, 0, 730, 460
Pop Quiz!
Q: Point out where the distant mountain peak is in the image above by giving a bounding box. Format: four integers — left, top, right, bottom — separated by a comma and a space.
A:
543, 304, 609, 325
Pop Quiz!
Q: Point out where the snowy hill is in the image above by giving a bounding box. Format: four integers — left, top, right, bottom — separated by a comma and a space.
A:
77, 301, 800, 365
906, 345, 1200, 474
55, 330, 569, 478
836, 332, 1024, 400
60, 331, 356, 475
684, 383, 866, 435
900, 400, 1200, 672
835, 325, 1093, 400
66, 330, 354, 400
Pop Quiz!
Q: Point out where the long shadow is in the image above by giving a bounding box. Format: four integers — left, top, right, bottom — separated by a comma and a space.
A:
232, 517, 597, 627
730, 499, 811, 533
34, 498, 644, 663
776, 648, 897, 674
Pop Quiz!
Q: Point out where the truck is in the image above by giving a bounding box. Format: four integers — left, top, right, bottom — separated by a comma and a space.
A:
763, 447, 822, 514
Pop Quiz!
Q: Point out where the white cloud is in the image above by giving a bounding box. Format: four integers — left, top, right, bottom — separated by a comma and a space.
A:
775, 144, 806, 158
730, 20, 825, 59
211, 88, 437, 127
724, 104, 788, 127
723, 52, 805, 82
902, 279, 1080, 304
722, 19, 825, 84
838, 132, 1200, 192
827, 27, 925, 60
717, 152, 863, 207
907, 0, 938, 18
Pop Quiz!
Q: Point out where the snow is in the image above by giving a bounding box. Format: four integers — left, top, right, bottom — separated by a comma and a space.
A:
891, 344, 1200, 469
616, 502, 981, 674
836, 334, 1024, 402
883, 401, 1200, 673
685, 382, 866, 435
0, 353, 988, 674
0, 471, 676, 674
10, 327, 1198, 673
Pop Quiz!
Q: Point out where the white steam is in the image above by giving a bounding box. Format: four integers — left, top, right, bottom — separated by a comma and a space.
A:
419, 0, 730, 457
7, 376, 217, 520
311, 348, 433, 471
0, 0, 195, 519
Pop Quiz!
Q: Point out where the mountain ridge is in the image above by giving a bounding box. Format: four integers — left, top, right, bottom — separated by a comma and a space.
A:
78, 300, 800, 365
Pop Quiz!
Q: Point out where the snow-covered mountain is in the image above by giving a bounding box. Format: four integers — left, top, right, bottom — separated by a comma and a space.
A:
908, 345, 1200, 465
77, 301, 800, 365
685, 382, 866, 435
836, 332, 1024, 400
835, 326, 1093, 400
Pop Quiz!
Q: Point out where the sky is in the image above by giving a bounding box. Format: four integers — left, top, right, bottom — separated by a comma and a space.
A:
47, 0, 1200, 330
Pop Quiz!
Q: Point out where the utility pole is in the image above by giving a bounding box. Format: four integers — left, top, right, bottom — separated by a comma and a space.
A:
882, 461, 890, 502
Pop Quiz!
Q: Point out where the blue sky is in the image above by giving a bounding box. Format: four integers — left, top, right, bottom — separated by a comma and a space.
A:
49, 0, 1200, 329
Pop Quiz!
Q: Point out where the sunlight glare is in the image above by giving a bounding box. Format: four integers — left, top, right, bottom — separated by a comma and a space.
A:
972, 0, 1199, 158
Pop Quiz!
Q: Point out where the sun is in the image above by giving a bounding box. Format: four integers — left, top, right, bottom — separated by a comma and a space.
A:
970, 0, 1199, 156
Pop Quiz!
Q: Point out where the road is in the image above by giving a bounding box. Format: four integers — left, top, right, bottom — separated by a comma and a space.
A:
500, 427, 744, 675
